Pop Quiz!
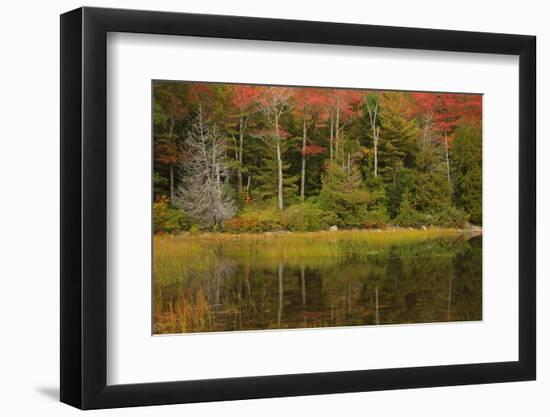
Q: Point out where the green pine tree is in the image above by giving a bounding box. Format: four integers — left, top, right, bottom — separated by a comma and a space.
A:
452, 123, 482, 224
378, 93, 419, 183
253, 138, 299, 204
319, 162, 371, 227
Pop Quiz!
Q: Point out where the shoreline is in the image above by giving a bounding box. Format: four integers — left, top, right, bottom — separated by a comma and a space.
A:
156, 226, 482, 240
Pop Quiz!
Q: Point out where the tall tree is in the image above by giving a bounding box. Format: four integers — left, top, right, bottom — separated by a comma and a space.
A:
293, 88, 328, 200
364, 92, 382, 177
378, 92, 419, 184
253, 136, 299, 203
415, 110, 440, 172
229, 85, 261, 196
411, 93, 482, 184
152, 81, 482, 233
256, 87, 294, 209
452, 123, 482, 224
153, 82, 188, 201
175, 107, 236, 227
330, 89, 362, 165
319, 161, 370, 228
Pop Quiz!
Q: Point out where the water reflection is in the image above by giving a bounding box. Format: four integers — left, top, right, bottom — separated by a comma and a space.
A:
154, 235, 482, 334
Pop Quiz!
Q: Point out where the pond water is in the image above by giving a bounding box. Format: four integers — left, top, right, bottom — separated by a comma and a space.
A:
153, 234, 482, 334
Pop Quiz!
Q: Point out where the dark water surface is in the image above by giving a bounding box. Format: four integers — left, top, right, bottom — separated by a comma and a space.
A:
154, 235, 482, 333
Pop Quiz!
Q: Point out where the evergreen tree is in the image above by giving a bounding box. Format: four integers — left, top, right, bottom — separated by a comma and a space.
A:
452, 123, 482, 224
319, 162, 370, 227
152, 81, 482, 233
254, 137, 299, 204
395, 191, 427, 227
152, 81, 189, 201
414, 172, 452, 213
378, 93, 419, 183
386, 167, 415, 219
415, 111, 447, 174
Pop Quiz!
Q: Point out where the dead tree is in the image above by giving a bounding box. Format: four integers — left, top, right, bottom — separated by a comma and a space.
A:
175, 106, 236, 227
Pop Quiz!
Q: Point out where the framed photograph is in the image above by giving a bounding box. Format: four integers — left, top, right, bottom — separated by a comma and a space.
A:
60, 6, 536, 409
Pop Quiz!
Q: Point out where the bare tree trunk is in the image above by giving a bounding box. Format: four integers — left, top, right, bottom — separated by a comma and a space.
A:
329, 110, 334, 161
276, 140, 284, 210
366, 94, 381, 178
444, 129, 451, 184
212, 140, 217, 182
216, 163, 221, 191
347, 153, 351, 181
168, 117, 175, 201
237, 117, 244, 195
300, 105, 307, 201
244, 267, 251, 301
198, 105, 210, 172
169, 165, 174, 202
335, 97, 340, 163
246, 175, 251, 201
275, 112, 284, 210
373, 126, 379, 178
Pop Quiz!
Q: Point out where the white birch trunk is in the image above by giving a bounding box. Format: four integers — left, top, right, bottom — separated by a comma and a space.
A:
366, 94, 381, 178
275, 112, 284, 210
237, 117, 244, 195
374, 126, 379, 178
169, 165, 174, 202
444, 129, 451, 184
168, 116, 176, 201
300, 105, 307, 201
329, 110, 334, 161
335, 97, 340, 163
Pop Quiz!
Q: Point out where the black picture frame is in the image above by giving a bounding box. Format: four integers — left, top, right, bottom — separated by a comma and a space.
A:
60, 6, 536, 410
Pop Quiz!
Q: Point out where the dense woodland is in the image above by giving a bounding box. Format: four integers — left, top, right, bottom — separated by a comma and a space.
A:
153, 82, 482, 233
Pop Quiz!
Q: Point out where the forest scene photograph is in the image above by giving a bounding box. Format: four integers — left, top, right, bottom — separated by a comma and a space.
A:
152, 81, 483, 335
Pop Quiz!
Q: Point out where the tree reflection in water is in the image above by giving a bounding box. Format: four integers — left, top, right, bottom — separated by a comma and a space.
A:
154, 235, 482, 334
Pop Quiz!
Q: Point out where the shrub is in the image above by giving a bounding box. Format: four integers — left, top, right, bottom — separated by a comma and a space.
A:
363, 208, 389, 229
163, 208, 192, 232
395, 193, 429, 227
224, 208, 282, 232
153, 195, 170, 233
279, 203, 337, 232
432, 206, 468, 228
414, 172, 452, 213
153, 195, 192, 233
319, 163, 371, 228
395, 208, 428, 228
386, 168, 415, 219
319, 188, 371, 228
364, 175, 387, 210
